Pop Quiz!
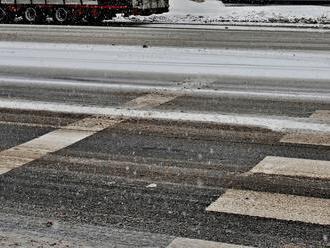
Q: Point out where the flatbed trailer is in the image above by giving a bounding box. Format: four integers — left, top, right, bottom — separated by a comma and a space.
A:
0, 0, 169, 24
221, 0, 330, 4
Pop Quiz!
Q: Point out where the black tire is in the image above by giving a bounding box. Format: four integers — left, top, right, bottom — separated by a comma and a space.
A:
53, 8, 71, 25
23, 7, 39, 24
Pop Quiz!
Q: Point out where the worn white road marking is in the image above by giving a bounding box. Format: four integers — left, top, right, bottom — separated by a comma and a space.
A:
206, 189, 330, 225
280, 132, 330, 146
167, 238, 254, 248
64, 117, 121, 132
1, 98, 330, 133
124, 94, 177, 109
0, 128, 98, 175
280, 110, 330, 146
0, 94, 177, 175
310, 110, 330, 123
248, 156, 330, 179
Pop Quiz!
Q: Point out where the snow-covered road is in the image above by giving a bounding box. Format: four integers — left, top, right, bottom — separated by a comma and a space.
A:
0, 41, 329, 81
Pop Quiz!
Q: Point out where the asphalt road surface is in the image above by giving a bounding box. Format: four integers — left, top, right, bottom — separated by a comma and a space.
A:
0, 24, 330, 50
0, 24, 329, 247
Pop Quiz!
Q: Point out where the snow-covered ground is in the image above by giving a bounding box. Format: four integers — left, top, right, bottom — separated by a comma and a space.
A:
127, 0, 330, 24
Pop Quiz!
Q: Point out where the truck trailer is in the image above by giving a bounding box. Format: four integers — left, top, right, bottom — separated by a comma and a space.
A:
0, 0, 169, 24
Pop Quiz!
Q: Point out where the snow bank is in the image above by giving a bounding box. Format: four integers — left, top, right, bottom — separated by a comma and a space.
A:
1, 98, 330, 132
128, 0, 330, 24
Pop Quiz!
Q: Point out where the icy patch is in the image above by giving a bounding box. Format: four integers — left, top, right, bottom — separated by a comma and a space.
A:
126, 0, 330, 24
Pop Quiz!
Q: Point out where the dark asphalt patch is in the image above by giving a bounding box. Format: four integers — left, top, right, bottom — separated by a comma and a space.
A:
22, 154, 330, 199
56, 120, 330, 174
0, 85, 146, 107
0, 123, 53, 151
0, 109, 87, 127
156, 95, 330, 118
49, 119, 329, 198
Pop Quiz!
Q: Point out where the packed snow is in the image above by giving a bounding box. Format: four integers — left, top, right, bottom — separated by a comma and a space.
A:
127, 0, 330, 24
1, 41, 330, 81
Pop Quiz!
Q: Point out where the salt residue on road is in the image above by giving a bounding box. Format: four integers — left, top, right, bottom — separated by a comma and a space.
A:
128, 0, 330, 24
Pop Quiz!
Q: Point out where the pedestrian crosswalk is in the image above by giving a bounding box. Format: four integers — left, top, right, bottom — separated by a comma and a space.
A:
1, 102, 329, 247
207, 112, 330, 228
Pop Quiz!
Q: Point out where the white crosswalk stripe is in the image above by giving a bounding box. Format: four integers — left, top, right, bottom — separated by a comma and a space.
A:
280, 110, 330, 146
247, 156, 330, 179
206, 189, 330, 225
0, 118, 121, 175
167, 237, 254, 248
0, 94, 177, 175
280, 132, 330, 146
207, 121, 330, 225
124, 94, 177, 109
310, 110, 330, 123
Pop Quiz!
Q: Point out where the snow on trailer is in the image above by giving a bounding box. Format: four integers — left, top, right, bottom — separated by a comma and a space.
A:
0, 0, 169, 24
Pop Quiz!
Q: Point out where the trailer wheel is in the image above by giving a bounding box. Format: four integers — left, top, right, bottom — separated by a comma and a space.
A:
23, 7, 39, 23
54, 8, 71, 24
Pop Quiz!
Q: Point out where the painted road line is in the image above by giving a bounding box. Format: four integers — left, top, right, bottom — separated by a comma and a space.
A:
64, 117, 122, 132
0, 129, 95, 175
248, 156, 330, 179
124, 94, 177, 109
0, 117, 124, 174
280, 110, 330, 146
1, 98, 330, 133
310, 110, 330, 123
0, 94, 178, 175
206, 189, 330, 225
280, 132, 330, 146
167, 238, 254, 248
0, 118, 124, 174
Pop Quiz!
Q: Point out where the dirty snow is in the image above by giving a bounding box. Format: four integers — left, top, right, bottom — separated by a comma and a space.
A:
1, 76, 329, 103
1, 97, 330, 133
127, 0, 330, 24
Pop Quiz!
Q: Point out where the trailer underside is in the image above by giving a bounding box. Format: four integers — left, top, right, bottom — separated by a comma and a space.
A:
0, 0, 169, 24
